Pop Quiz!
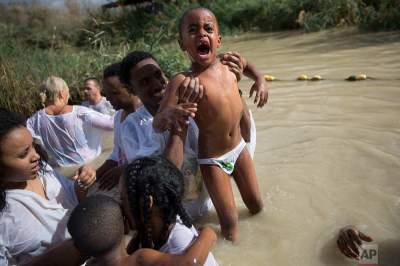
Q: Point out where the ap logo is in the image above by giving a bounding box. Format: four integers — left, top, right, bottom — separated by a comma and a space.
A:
358, 244, 378, 266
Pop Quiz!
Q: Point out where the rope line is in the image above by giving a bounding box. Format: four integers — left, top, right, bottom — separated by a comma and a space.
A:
263, 74, 399, 82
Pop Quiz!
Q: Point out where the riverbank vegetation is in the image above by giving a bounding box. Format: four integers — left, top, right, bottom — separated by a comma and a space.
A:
1, 0, 399, 115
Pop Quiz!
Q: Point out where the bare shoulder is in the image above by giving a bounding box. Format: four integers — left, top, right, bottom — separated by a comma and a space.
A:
219, 60, 236, 80
169, 72, 188, 88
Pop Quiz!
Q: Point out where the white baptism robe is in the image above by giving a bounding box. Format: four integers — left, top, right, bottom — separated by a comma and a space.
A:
159, 218, 218, 266
27, 105, 114, 167
81, 96, 115, 116
121, 106, 212, 220
0, 165, 78, 266
246, 110, 257, 159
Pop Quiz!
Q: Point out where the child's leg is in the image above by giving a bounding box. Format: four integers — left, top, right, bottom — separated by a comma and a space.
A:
232, 147, 263, 214
200, 164, 238, 242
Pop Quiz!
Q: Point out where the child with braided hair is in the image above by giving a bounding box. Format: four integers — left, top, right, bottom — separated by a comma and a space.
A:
121, 155, 218, 265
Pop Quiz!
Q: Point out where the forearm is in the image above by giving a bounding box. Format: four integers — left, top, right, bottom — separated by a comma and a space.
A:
243, 61, 263, 82
164, 125, 188, 169
175, 227, 217, 266
153, 89, 180, 133
23, 240, 87, 266
89, 112, 114, 130
138, 227, 217, 266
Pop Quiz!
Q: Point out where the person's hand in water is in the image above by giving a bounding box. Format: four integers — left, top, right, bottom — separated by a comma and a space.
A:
337, 226, 373, 259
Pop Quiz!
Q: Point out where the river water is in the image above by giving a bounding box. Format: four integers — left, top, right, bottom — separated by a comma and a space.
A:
59, 28, 400, 266
205, 28, 400, 266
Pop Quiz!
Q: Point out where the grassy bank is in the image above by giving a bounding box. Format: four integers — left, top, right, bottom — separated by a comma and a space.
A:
1, 0, 399, 116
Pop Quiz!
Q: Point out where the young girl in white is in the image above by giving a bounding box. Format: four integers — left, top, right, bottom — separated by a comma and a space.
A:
121, 155, 218, 266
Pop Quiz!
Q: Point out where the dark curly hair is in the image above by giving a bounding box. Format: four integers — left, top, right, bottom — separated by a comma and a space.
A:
68, 195, 124, 257
178, 7, 219, 39
124, 155, 192, 250
103, 62, 121, 79
119, 51, 156, 86
0, 108, 48, 212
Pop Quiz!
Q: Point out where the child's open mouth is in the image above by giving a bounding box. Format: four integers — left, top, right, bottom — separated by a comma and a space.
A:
197, 42, 210, 57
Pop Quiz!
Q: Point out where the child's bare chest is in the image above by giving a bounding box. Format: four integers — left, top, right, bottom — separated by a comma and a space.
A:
197, 67, 238, 101
194, 67, 243, 126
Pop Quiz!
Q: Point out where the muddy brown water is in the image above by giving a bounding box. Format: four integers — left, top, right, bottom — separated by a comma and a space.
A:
210, 28, 400, 266
59, 28, 400, 266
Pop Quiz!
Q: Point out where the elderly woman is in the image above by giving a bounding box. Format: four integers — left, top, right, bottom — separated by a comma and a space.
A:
0, 108, 96, 265
27, 76, 114, 168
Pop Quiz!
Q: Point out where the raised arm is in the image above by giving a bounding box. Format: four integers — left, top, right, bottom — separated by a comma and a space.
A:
81, 109, 114, 130
160, 75, 201, 169
153, 74, 198, 133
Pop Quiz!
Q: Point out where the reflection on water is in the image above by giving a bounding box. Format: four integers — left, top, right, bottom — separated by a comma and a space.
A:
207, 28, 400, 266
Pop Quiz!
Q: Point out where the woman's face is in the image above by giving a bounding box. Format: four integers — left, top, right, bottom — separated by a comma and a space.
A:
0, 127, 40, 183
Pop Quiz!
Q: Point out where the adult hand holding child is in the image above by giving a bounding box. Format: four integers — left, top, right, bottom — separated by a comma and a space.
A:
220, 51, 244, 81
179, 77, 204, 103
154, 75, 202, 133
221, 51, 268, 107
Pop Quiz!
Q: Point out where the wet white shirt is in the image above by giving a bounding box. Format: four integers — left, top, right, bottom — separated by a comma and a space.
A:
121, 106, 212, 220
0, 165, 78, 266
108, 110, 127, 166
81, 97, 115, 116
160, 218, 218, 266
27, 106, 114, 167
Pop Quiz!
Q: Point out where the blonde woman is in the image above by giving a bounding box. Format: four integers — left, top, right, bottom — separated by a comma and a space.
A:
27, 76, 114, 168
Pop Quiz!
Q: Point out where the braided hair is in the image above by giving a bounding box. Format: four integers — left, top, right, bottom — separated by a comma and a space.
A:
0, 108, 48, 212
124, 155, 192, 249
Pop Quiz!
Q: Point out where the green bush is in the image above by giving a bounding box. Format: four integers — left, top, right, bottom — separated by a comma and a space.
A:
1, 0, 399, 115
0, 28, 186, 116
358, 0, 400, 30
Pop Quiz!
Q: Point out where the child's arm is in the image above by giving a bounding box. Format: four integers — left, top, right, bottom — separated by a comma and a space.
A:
164, 124, 188, 169
243, 60, 268, 108
153, 74, 196, 133
132, 227, 217, 266
23, 239, 88, 266
221, 51, 268, 108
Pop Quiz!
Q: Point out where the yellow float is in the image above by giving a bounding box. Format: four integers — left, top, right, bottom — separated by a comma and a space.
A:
264, 75, 276, 81
310, 75, 322, 81
297, 74, 308, 80
346, 74, 367, 81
